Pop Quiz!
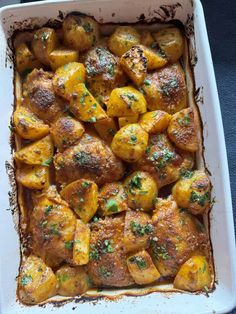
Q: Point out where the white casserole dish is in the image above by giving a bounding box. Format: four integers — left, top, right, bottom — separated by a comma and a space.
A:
0, 0, 235, 313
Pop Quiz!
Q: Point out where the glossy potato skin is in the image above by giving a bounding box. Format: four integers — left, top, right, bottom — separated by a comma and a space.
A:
23, 69, 65, 123
30, 186, 76, 268
49, 48, 79, 71
32, 28, 58, 66
18, 255, 58, 305
54, 132, 125, 186
16, 165, 50, 190
124, 210, 153, 252
172, 170, 211, 215
94, 117, 117, 144
118, 115, 139, 128
134, 133, 194, 188
140, 63, 187, 114
173, 255, 212, 291
50, 116, 85, 152
16, 43, 42, 74
63, 15, 99, 51
73, 219, 90, 265
123, 171, 158, 210
150, 197, 209, 277
56, 265, 90, 296
141, 45, 167, 70
139, 110, 171, 134
111, 124, 148, 162
87, 215, 134, 287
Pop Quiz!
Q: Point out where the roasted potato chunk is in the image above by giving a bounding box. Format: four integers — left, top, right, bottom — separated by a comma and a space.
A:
134, 133, 194, 188
63, 15, 99, 51
13, 107, 49, 140
123, 171, 158, 210
56, 265, 90, 296
153, 27, 184, 63
14, 135, 54, 166
120, 45, 147, 86
30, 186, 76, 267
139, 110, 171, 133
99, 182, 128, 216
50, 116, 84, 151
127, 250, 160, 285
173, 255, 212, 292
140, 30, 155, 46
111, 124, 148, 162
118, 115, 139, 129
16, 43, 42, 75
60, 179, 98, 223
52, 62, 86, 100
32, 27, 58, 66
23, 69, 64, 123
150, 197, 208, 277
141, 45, 167, 70
140, 63, 187, 114
124, 210, 153, 252
167, 108, 199, 152
94, 117, 117, 144
16, 165, 50, 190
54, 132, 125, 186
108, 26, 141, 57
172, 170, 211, 215
69, 83, 107, 122
107, 86, 147, 117
73, 219, 90, 265
49, 48, 79, 71
88, 216, 134, 287
18, 255, 58, 305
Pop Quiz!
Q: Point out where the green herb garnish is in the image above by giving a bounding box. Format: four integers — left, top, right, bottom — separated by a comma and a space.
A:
190, 191, 209, 206
44, 205, 53, 215
20, 275, 33, 286
106, 199, 119, 213
130, 221, 153, 237
129, 256, 147, 270
41, 157, 53, 167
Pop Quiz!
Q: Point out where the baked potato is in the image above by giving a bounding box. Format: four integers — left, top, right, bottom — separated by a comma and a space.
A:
94, 117, 117, 144
16, 43, 42, 75
118, 115, 139, 128
49, 47, 79, 71
139, 110, 171, 133
73, 219, 90, 265
141, 45, 167, 70
16, 165, 50, 190
111, 123, 148, 162
140, 30, 155, 46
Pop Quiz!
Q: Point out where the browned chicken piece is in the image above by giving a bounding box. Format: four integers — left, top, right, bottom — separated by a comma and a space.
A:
84, 47, 126, 103
23, 69, 66, 124
149, 197, 209, 277
54, 132, 125, 186
134, 133, 194, 188
30, 186, 76, 268
87, 215, 134, 287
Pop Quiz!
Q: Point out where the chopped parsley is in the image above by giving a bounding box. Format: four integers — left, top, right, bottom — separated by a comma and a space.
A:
89, 245, 100, 261
44, 205, 53, 215
64, 241, 74, 250
41, 32, 49, 42
190, 191, 209, 206
161, 77, 179, 97
89, 116, 97, 123
41, 157, 53, 167
20, 275, 33, 286
144, 79, 151, 86
151, 240, 171, 260
178, 114, 190, 127
151, 148, 174, 169
99, 266, 112, 278
82, 22, 93, 33
130, 221, 153, 237
130, 174, 142, 189
145, 146, 151, 154
180, 169, 194, 179
74, 151, 90, 165
107, 63, 115, 76
89, 239, 114, 261
57, 274, 70, 283
106, 199, 119, 213
129, 135, 137, 143
80, 92, 89, 104
198, 261, 207, 273
129, 256, 147, 270
126, 92, 138, 101
81, 181, 90, 188
48, 223, 60, 236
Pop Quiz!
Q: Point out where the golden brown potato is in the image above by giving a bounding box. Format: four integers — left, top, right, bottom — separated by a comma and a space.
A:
73, 219, 90, 265
141, 45, 167, 70
23, 69, 65, 123
124, 210, 153, 252
69, 83, 108, 122
88, 215, 134, 287
32, 27, 58, 66
111, 124, 148, 162
173, 255, 212, 292
52, 62, 86, 100
63, 14, 99, 51
30, 186, 76, 267
127, 250, 160, 285
134, 133, 194, 188
94, 117, 117, 144
120, 45, 147, 86
18, 255, 58, 305
140, 30, 155, 46
14, 135, 54, 166
85, 47, 126, 102
98, 182, 128, 216
172, 170, 211, 215
140, 63, 187, 114
167, 108, 199, 152
56, 265, 90, 296
16, 165, 50, 190
108, 26, 141, 57
118, 115, 139, 129
16, 43, 42, 75
153, 27, 184, 63
139, 110, 171, 133
54, 132, 125, 186
150, 197, 208, 277
50, 116, 84, 151
60, 179, 98, 223
123, 171, 158, 210
107, 86, 147, 117
13, 107, 49, 140
49, 48, 79, 71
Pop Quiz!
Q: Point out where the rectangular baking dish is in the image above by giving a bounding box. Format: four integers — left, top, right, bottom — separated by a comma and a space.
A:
0, 0, 235, 313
